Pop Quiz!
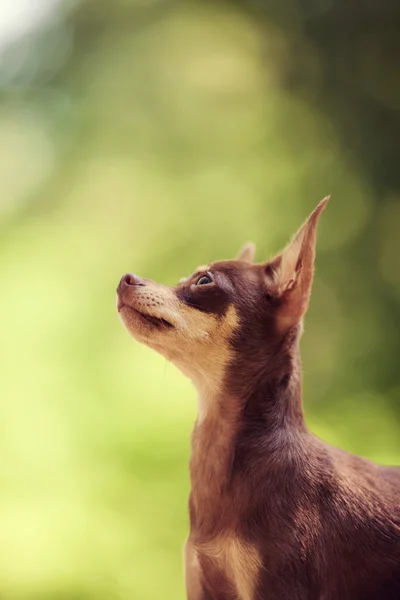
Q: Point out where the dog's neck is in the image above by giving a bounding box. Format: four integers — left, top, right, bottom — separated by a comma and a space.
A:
189, 328, 307, 534
189, 394, 240, 531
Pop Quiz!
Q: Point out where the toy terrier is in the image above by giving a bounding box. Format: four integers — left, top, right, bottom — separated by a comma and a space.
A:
117, 198, 400, 600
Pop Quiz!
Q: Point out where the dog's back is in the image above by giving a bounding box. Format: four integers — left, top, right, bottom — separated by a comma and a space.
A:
251, 436, 400, 599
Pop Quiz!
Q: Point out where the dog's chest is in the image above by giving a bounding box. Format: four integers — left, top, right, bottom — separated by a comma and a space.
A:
196, 534, 261, 600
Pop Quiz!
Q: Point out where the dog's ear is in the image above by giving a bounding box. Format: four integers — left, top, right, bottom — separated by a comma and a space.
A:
265, 197, 329, 332
236, 242, 256, 263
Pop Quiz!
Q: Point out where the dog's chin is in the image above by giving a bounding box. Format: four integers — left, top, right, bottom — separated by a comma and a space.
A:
118, 302, 174, 339
118, 305, 153, 342
118, 306, 183, 364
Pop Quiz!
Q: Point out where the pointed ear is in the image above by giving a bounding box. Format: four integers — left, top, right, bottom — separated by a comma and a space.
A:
236, 242, 256, 263
265, 197, 329, 332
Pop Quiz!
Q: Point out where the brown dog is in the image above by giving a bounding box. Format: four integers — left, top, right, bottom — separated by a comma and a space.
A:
117, 198, 400, 600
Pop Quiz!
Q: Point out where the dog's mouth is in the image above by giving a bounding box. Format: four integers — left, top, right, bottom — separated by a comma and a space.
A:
118, 300, 174, 329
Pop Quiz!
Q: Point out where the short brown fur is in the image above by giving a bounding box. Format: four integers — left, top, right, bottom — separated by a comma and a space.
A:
117, 197, 400, 600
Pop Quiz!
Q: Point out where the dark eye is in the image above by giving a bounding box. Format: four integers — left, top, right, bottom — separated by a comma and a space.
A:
196, 275, 213, 286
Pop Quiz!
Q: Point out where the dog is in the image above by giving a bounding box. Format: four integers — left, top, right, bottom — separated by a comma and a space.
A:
117, 198, 400, 600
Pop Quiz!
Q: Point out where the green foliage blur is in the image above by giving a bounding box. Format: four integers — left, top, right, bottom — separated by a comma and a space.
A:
1, 0, 399, 598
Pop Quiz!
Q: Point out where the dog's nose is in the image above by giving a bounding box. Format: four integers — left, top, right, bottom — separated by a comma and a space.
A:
122, 273, 145, 287
117, 273, 145, 295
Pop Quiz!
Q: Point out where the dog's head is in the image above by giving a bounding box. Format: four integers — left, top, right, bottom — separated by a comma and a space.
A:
117, 198, 328, 403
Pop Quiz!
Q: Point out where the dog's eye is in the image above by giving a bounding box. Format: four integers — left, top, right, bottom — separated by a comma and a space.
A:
196, 275, 213, 286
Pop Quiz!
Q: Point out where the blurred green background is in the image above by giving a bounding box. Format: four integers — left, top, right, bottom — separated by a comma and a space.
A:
1, 0, 400, 598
